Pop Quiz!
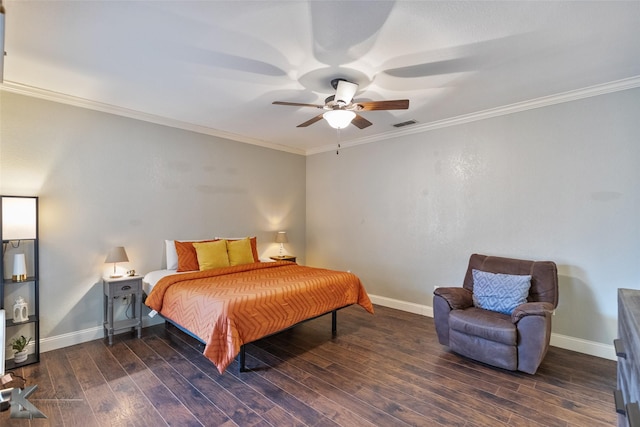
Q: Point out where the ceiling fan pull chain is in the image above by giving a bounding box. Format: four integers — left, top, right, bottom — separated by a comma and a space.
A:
336, 128, 341, 155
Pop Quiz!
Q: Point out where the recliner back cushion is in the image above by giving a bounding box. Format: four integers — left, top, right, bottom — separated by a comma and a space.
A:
463, 254, 558, 307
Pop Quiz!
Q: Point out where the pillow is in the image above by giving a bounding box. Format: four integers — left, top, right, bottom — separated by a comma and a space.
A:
226, 238, 255, 266
215, 236, 259, 262
192, 240, 230, 271
471, 269, 532, 315
165, 239, 214, 270
174, 239, 217, 272
165, 240, 180, 270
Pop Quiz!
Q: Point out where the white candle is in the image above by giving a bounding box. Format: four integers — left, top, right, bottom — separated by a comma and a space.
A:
12, 253, 27, 281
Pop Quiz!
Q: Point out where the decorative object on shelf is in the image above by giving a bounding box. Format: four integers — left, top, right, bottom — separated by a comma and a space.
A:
105, 246, 129, 278
275, 231, 288, 256
11, 254, 27, 282
12, 297, 28, 323
10, 335, 31, 364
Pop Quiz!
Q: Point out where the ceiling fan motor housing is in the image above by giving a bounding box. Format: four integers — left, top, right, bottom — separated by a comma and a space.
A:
333, 79, 358, 106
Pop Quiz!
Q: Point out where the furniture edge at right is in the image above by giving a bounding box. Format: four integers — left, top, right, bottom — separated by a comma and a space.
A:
616, 288, 640, 427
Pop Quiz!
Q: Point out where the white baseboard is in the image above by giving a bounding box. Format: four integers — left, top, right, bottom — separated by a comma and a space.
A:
39, 317, 162, 354
34, 296, 615, 362
549, 332, 616, 361
39, 326, 104, 354
368, 294, 616, 361
369, 294, 434, 317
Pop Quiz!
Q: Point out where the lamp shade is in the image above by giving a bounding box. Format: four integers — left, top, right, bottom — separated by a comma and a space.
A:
275, 231, 288, 244
2, 197, 37, 240
105, 246, 129, 263
323, 110, 356, 129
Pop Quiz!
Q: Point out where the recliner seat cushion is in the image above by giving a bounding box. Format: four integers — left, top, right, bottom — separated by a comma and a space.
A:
449, 329, 518, 371
449, 307, 516, 346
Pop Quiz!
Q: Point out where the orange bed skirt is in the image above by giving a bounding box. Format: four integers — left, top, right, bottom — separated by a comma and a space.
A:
145, 261, 374, 373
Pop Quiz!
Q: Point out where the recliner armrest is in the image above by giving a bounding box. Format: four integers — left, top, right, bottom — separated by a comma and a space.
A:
433, 287, 473, 310
511, 301, 554, 323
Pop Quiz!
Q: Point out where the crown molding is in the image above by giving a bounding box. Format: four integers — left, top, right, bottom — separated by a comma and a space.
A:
306, 75, 640, 155
3, 76, 639, 157
0, 81, 306, 156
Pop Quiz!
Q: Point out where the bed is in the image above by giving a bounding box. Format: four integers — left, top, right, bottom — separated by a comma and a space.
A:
144, 242, 374, 374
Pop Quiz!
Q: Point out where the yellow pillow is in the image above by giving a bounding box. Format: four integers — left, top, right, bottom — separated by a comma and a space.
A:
226, 238, 255, 266
193, 240, 230, 270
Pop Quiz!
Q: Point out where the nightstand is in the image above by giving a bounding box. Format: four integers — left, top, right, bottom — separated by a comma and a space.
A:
103, 275, 143, 345
270, 255, 297, 263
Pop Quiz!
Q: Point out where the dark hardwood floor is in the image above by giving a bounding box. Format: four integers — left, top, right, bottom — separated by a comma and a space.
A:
2, 305, 617, 426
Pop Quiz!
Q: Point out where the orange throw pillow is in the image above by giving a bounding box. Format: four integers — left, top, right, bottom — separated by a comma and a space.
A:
175, 240, 216, 272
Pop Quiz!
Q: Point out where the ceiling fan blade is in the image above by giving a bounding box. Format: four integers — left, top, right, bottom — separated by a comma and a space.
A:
335, 80, 358, 105
273, 101, 325, 109
383, 57, 476, 78
351, 114, 373, 129
297, 114, 325, 128
357, 100, 409, 111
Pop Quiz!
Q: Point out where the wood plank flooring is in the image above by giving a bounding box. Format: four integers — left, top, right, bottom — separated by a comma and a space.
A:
1, 305, 617, 426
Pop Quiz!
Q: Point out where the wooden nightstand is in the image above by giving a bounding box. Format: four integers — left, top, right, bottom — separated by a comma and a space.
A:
103, 275, 143, 345
270, 255, 297, 263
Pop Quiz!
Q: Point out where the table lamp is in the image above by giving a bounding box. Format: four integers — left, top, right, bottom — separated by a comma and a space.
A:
275, 231, 288, 256
105, 246, 129, 278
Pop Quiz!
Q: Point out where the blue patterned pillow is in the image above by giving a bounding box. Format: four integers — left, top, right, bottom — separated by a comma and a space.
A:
472, 269, 531, 315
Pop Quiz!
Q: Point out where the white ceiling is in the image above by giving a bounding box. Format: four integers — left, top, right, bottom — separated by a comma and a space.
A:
2, 1, 640, 155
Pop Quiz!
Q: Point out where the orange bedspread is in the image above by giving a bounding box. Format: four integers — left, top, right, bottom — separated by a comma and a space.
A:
145, 261, 374, 373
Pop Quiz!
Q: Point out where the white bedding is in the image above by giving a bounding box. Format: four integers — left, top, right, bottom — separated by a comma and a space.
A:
143, 269, 180, 295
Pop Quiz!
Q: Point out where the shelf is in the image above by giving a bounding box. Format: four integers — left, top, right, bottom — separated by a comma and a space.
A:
2, 276, 37, 285
1, 195, 40, 369
107, 318, 140, 331
6, 315, 38, 328
4, 353, 39, 370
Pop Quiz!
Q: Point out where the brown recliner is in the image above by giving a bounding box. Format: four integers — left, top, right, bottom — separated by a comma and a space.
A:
433, 254, 559, 374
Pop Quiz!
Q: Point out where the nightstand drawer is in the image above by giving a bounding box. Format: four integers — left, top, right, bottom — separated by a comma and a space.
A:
104, 278, 141, 297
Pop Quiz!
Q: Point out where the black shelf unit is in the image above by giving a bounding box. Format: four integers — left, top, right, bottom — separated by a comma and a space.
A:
1, 196, 40, 369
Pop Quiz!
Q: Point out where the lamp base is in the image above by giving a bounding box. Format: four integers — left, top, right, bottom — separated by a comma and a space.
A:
110, 274, 123, 278
12, 274, 27, 282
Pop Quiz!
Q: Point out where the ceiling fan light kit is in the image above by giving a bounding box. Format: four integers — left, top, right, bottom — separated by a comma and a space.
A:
273, 78, 409, 130
323, 110, 356, 129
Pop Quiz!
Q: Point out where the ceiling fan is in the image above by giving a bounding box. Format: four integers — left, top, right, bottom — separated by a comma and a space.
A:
273, 79, 409, 130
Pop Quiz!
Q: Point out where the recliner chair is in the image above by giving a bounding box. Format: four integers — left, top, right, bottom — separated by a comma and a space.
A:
433, 253, 558, 374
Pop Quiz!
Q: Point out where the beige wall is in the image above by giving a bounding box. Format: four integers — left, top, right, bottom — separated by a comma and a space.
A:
3, 86, 639, 358
307, 87, 640, 351
1, 91, 306, 345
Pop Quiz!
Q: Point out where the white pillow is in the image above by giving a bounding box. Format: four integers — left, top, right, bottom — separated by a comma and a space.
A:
165, 240, 179, 270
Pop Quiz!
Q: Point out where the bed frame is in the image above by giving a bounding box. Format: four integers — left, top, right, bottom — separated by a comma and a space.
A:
161, 304, 350, 372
